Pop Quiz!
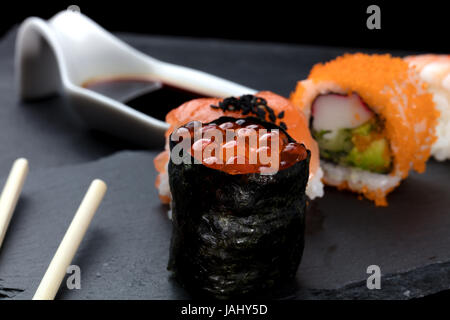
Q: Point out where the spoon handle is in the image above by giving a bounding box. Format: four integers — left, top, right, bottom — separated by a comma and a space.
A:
153, 61, 257, 98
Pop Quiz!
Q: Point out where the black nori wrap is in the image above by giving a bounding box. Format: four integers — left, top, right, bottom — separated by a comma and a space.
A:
167, 116, 310, 299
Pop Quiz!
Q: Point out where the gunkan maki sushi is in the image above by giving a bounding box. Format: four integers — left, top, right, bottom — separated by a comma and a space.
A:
167, 115, 310, 299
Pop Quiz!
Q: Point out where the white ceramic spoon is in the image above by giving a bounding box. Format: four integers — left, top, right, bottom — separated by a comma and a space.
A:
15, 10, 257, 147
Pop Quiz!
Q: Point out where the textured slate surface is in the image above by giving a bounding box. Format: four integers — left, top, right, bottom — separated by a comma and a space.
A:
0, 27, 449, 299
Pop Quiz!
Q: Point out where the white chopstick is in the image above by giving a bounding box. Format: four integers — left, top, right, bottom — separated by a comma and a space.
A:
0, 158, 29, 249
33, 179, 107, 300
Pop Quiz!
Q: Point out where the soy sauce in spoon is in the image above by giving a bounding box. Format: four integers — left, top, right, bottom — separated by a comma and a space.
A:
83, 77, 206, 121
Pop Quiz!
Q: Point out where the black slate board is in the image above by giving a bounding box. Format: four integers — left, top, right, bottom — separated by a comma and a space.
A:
0, 28, 449, 299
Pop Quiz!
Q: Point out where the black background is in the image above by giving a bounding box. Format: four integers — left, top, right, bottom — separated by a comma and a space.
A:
0, 0, 448, 52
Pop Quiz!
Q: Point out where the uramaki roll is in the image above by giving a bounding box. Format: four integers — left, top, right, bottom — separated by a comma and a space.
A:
405, 54, 450, 161
290, 53, 439, 206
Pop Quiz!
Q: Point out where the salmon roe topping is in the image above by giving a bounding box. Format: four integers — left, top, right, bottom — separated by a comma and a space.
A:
173, 118, 308, 175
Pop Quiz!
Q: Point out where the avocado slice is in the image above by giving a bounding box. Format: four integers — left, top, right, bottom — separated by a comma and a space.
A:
313, 129, 353, 164
345, 139, 391, 173
313, 120, 392, 174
